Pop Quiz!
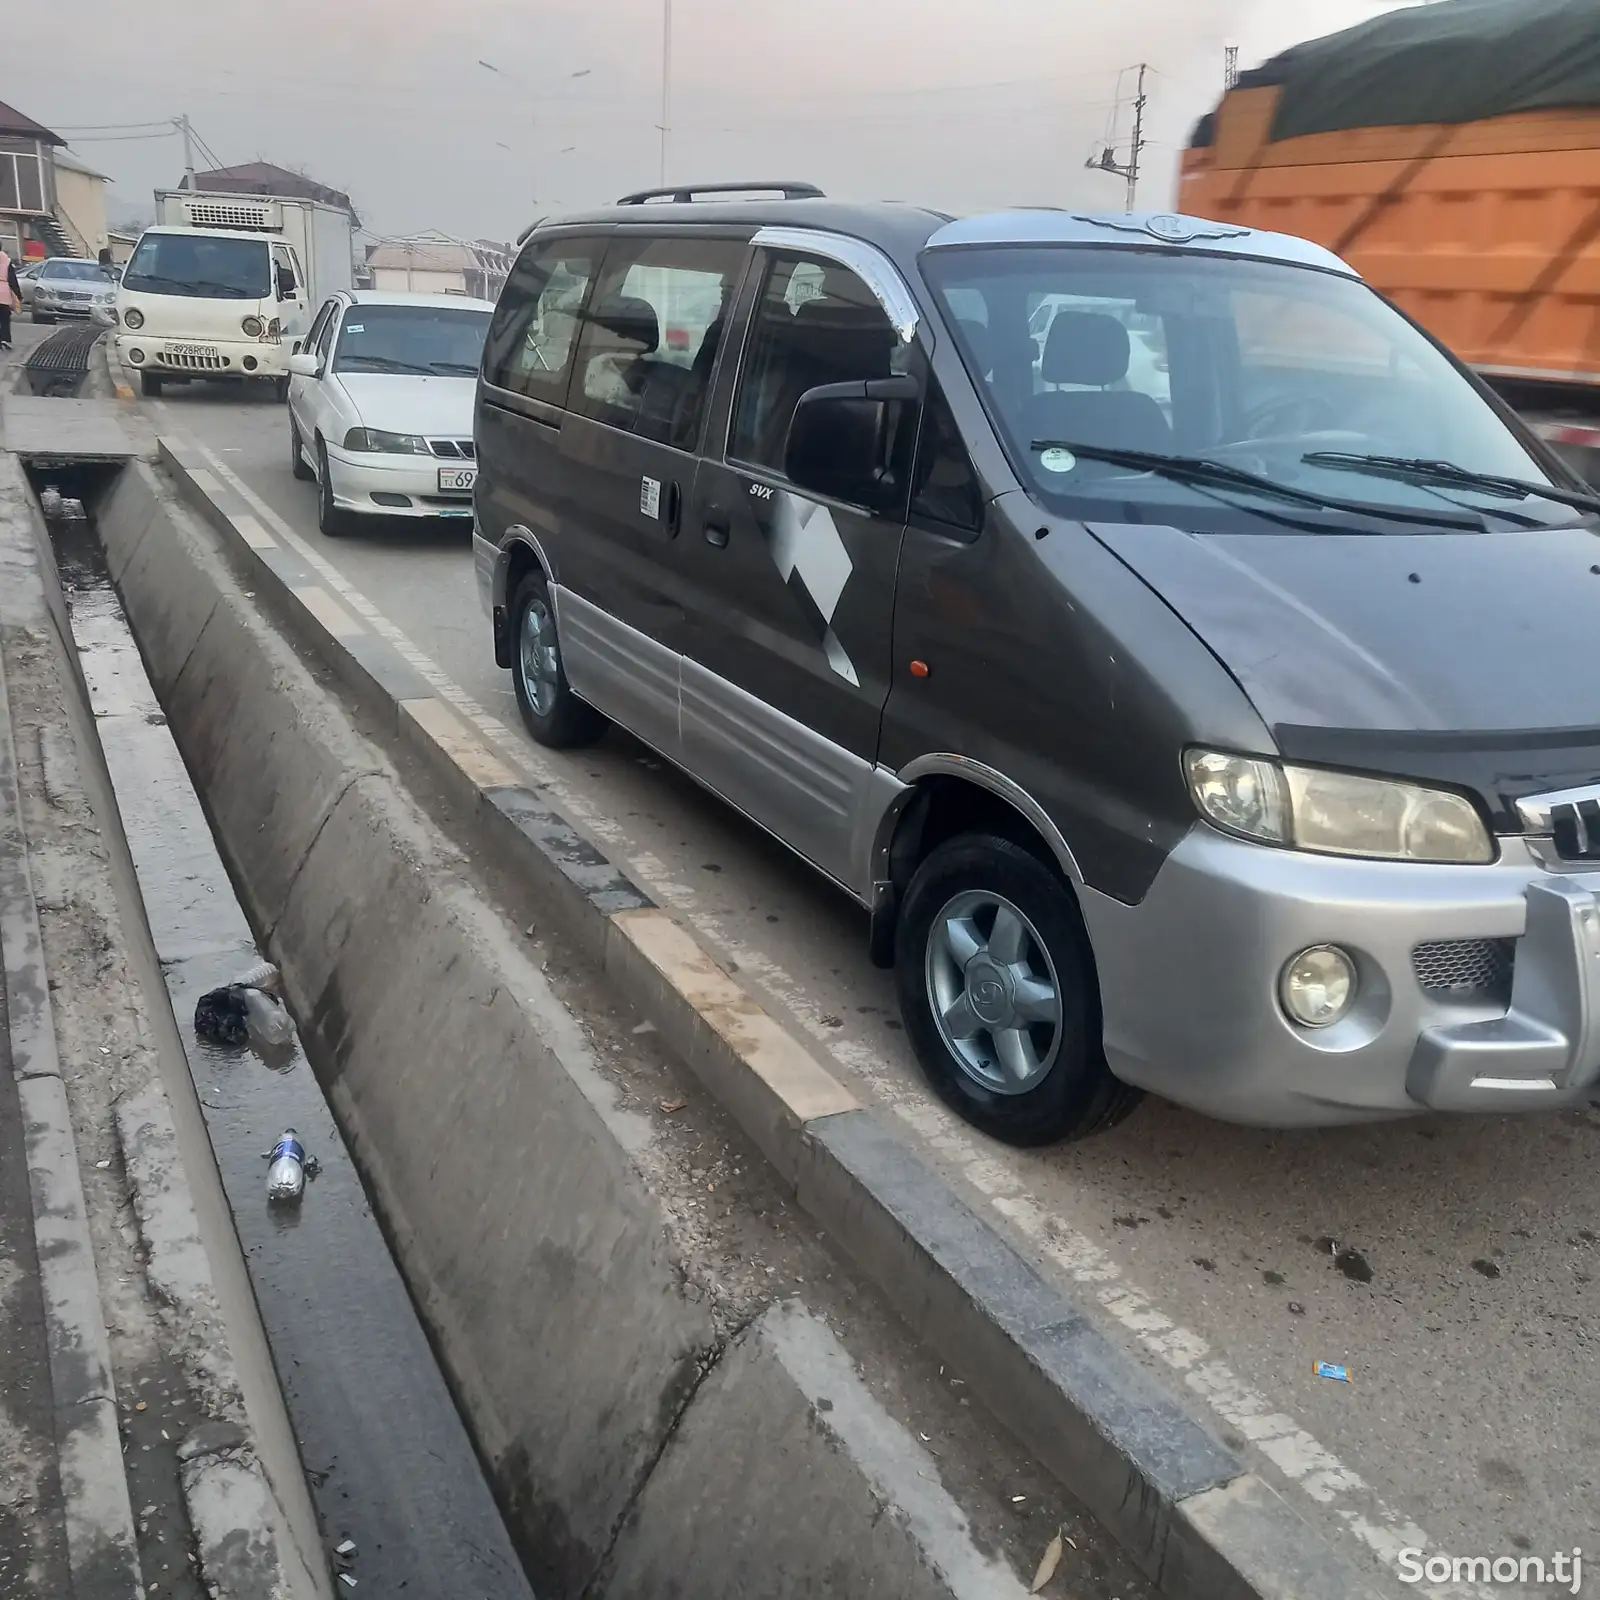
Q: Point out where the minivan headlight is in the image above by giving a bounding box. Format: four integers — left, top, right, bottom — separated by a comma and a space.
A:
343, 428, 431, 455
122, 307, 144, 329
241, 315, 264, 338
1184, 750, 1493, 864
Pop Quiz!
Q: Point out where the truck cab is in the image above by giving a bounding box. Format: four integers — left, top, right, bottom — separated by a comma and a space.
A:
114, 223, 309, 398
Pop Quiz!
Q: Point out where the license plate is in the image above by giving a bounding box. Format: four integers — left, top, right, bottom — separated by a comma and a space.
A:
168, 343, 217, 357
438, 467, 476, 493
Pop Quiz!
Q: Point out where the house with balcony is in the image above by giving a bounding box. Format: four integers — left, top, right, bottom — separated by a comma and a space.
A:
0, 97, 103, 261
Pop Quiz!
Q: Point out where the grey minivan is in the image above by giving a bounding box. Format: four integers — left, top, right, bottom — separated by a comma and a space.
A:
473, 182, 1600, 1145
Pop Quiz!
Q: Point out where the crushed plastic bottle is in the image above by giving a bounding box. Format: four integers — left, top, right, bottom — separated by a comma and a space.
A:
240, 986, 294, 1047
39, 485, 63, 520
264, 1129, 318, 1202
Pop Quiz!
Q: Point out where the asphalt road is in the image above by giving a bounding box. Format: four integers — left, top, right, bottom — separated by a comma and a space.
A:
149, 381, 1600, 1592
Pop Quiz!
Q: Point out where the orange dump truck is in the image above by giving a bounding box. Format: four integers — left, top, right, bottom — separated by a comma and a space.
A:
1179, 0, 1600, 476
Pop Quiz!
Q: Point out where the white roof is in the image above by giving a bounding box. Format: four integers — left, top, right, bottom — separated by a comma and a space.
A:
345, 289, 497, 313
138, 224, 275, 244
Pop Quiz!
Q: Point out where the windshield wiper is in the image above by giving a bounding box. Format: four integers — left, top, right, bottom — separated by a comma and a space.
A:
1303, 452, 1600, 515
338, 355, 434, 375
1029, 440, 1487, 531
427, 361, 482, 376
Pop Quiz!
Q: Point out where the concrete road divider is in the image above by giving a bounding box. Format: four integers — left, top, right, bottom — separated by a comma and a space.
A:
109, 436, 1383, 1600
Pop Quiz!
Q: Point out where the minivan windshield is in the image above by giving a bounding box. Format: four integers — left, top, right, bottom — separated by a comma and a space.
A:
332, 303, 492, 377
122, 233, 271, 300
923, 246, 1585, 533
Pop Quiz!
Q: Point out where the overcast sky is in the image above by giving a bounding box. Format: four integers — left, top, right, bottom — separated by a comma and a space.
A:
15, 0, 1410, 246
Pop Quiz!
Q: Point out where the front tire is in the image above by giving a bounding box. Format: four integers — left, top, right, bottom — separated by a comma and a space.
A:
316, 440, 352, 538
509, 570, 607, 747
290, 416, 314, 481
896, 834, 1141, 1145
140, 370, 164, 397
271, 376, 289, 403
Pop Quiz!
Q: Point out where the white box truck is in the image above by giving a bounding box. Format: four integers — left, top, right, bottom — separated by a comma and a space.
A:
113, 189, 354, 400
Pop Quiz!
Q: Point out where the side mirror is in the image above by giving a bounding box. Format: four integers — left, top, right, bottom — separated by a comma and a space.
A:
288, 352, 319, 378
783, 374, 919, 512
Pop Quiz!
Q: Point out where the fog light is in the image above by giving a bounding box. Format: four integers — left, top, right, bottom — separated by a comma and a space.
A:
242, 355, 258, 371
128, 348, 145, 364
1280, 945, 1357, 1028
123, 307, 145, 330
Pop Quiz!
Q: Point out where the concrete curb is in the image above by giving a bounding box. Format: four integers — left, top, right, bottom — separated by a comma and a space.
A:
0, 490, 143, 1597
154, 435, 1382, 1600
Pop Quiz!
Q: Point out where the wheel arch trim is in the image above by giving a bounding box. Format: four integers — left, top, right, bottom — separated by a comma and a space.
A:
870, 754, 1086, 891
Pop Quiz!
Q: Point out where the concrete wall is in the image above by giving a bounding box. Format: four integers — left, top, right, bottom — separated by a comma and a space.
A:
91, 457, 1034, 1600
54, 166, 109, 258
369, 265, 466, 294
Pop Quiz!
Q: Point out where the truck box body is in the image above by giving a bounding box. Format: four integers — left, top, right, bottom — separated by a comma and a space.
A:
154, 188, 353, 309
1179, 0, 1600, 393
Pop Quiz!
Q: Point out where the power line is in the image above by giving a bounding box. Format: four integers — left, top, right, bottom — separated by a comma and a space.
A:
54, 118, 178, 133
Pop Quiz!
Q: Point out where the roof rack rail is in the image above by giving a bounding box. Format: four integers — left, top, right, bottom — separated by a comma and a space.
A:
615, 181, 824, 206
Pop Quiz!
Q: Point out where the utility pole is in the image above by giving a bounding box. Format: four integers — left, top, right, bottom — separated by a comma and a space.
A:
659, 0, 673, 185
180, 113, 196, 190
1085, 63, 1148, 212
1224, 45, 1240, 90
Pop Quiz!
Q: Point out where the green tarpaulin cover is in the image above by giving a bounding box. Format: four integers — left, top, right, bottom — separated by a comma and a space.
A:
1192, 0, 1600, 145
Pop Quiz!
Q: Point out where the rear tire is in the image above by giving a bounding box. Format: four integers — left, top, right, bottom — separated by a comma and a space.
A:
895, 833, 1141, 1145
316, 440, 352, 538
290, 417, 314, 481
140, 371, 163, 397
509, 569, 607, 747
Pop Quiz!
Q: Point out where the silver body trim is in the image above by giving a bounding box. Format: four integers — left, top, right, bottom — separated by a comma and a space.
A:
555, 587, 682, 760
749, 226, 922, 344
680, 656, 872, 890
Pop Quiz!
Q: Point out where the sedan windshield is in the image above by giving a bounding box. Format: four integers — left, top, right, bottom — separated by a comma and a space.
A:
922, 245, 1584, 534
44, 260, 114, 283
123, 234, 270, 300
333, 304, 492, 377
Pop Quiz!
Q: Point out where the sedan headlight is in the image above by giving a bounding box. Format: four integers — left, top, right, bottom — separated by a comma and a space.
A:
1184, 750, 1493, 864
122, 307, 144, 329
343, 428, 432, 455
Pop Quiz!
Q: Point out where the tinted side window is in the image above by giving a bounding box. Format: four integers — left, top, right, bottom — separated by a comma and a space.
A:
911, 381, 983, 534
729, 255, 908, 476
570, 235, 745, 452
483, 236, 601, 403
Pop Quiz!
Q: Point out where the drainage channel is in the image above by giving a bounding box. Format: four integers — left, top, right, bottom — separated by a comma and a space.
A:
45, 483, 537, 1600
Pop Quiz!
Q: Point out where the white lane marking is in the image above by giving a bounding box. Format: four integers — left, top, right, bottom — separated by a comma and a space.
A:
174, 432, 1476, 1599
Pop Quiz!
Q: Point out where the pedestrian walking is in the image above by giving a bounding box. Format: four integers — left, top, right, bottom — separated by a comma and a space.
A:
0, 247, 19, 350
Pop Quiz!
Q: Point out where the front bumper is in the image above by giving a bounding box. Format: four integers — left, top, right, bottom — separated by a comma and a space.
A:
325, 447, 474, 520
1082, 827, 1600, 1125
114, 333, 287, 380
36, 297, 112, 320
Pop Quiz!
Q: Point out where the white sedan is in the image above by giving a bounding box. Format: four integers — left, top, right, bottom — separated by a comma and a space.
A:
287, 290, 495, 537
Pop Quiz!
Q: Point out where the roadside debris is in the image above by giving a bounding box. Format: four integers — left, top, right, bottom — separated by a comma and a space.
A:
1314, 1361, 1350, 1383
1029, 1528, 1065, 1592
263, 1128, 320, 1202
195, 959, 295, 1048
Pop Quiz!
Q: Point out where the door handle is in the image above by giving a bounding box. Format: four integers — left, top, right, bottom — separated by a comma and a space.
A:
664, 480, 682, 538
703, 518, 729, 548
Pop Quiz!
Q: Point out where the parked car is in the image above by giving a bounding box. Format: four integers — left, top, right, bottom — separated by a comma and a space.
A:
15, 258, 45, 309
286, 290, 495, 535
31, 257, 117, 323
473, 187, 1600, 1145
